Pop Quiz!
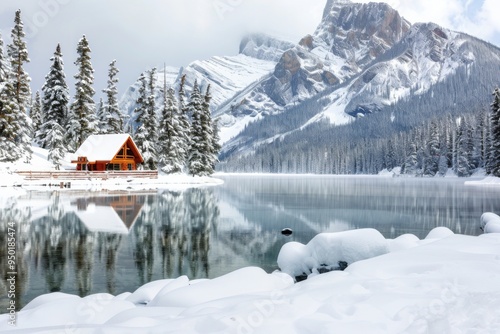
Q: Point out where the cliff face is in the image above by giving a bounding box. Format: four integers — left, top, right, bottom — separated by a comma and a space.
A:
240, 0, 412, 111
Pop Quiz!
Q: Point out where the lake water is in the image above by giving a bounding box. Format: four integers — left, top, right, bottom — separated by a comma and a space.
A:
1, 175, 500, 311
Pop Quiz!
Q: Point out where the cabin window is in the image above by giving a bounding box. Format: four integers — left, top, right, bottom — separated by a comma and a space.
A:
107, 164, 121, 171
127, 164, 132, 170
126, 147, 133, 158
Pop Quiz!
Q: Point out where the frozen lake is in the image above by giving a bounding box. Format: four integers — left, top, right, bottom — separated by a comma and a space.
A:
1, 175, 500, 311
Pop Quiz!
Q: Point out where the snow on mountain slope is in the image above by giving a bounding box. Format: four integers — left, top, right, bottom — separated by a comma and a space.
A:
182, 54, 275, 111
219, 0, 412, 138
316, 22, 478, 124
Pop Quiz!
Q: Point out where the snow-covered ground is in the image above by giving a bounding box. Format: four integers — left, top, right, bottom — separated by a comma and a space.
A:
0, 146, 223, 190
2, 223, 500, 333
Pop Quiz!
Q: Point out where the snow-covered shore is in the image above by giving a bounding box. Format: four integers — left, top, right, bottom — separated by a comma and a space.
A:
0, 146, 223, 190
2, 222, 500, 333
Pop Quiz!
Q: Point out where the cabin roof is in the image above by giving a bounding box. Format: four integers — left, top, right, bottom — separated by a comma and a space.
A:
74, 134, 143, 163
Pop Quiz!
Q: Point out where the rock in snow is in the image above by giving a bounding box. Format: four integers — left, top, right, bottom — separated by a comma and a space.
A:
3, 226, 500, 333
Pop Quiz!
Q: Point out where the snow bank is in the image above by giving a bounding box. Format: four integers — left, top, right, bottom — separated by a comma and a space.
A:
465, 176, 500, 186
480, 212, 500, 233
4, 226, 500, 333
277, 229, 388, 277
278, 227, 457, 279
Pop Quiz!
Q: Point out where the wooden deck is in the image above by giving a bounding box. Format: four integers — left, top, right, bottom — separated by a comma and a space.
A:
16, 170, 158, 181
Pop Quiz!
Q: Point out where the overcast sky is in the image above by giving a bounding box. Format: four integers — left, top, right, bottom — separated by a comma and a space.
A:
0, 0, 499, 101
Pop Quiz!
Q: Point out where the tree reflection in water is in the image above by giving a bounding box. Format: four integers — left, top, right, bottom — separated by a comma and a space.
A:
3, 177, 500, 313
0, 188, 220, 311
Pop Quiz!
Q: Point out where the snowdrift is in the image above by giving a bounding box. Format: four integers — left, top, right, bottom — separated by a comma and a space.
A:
2, 223, 500, 333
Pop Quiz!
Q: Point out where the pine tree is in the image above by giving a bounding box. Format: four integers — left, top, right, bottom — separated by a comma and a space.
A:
96, 98, 105, 133
67, 35, 96, 152
187, 80, 205, 176
0, 32, 10, 83
133, 72, 148, 129
489, 88, 500, 176
403, 140, 418, 175
133, 69, 157, 170
456, 118, 471, 177
31, 91, 43, 141
424, 122, 440, 176
39, 44, 69, 154
187, 82, 216, 176
0, 80, 23, 161
46, 123, 66, 170
212, 118, 221, 171
6, 9, 32, 162
202, 85, 216, 172
7, 10, 31, 112
158, 65, 184, 174
101, 60, 123, 134
177, 74, 191, 169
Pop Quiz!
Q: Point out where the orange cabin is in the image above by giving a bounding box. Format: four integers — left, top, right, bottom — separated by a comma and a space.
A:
71, 134, 144, 171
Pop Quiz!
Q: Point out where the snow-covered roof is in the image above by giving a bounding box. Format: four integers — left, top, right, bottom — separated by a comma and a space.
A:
74, 134, 142, 162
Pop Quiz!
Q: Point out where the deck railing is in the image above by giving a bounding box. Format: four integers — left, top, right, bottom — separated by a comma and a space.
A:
16, 170, 158, 181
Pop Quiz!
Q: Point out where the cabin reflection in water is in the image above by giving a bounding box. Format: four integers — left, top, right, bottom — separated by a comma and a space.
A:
72, 195, 145, 233
0, 189, 220, 310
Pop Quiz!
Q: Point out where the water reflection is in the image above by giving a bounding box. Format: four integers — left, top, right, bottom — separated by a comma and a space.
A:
1, 176, 500, 312
0, 188, 219, 311
215, 175, 500, 240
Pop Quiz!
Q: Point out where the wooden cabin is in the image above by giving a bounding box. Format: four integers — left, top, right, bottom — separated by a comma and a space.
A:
71, 134, 144, 171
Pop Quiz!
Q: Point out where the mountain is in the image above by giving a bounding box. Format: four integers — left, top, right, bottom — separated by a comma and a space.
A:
119, 33, 293, 141
119, 0, 500, 173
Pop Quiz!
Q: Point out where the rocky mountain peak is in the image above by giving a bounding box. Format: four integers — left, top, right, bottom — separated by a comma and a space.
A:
314, 1, 411, 66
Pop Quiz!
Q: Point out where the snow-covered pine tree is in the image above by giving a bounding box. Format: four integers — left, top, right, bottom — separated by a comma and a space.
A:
96, 98, 105, 133
403, 140, 418, 175
7, 9, 32, 162
478, 110, 490, 170
101, 60, 123, 134
0, 32, 10, 83
424, 122, 440, 176
46, 122, 65, 170
187, 80, 205, 176
202, 84, 216, 173
39, 44, 70, 158
133, 72, 148, 128
177, 74, 190, 170
67, 35, 96, 152
31, 91, 42, 141
0, 79, 23, 162
489, 88, 500, 177
456, 117, 471, 177
158, 65, 184, 173
212, 118, 221, 170
133, 69, 157, 170
188, 82, 215, 176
